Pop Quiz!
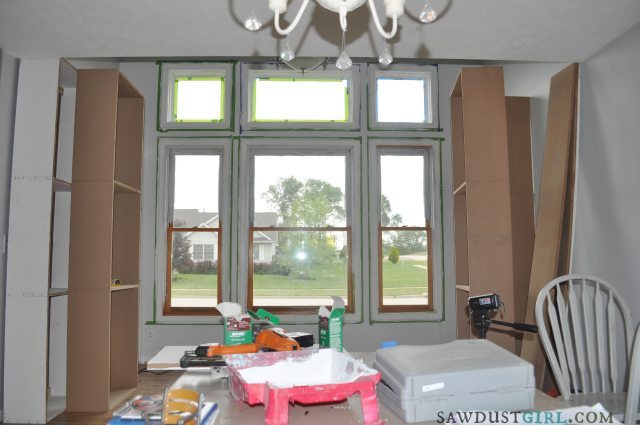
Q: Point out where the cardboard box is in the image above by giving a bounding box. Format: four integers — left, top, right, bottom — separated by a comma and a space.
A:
319, 296, 345, 351
215, 302, 252, 345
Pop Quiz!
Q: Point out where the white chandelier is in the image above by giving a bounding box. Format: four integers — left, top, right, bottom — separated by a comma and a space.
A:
244, 0, 438, 69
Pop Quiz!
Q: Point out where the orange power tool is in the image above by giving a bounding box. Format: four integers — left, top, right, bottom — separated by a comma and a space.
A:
200, 328, 300, 357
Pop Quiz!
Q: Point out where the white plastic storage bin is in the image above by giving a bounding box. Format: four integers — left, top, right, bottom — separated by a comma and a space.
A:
373, 339, 535, 423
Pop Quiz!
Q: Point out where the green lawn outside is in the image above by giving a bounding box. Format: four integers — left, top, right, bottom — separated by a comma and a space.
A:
171, 273, 217, 298
170, 257, 428, 299
382, 259, 428, 296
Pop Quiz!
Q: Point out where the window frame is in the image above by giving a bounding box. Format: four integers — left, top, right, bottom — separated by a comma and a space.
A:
368, 138, 443, 322
240, 64, 360, 131
154, 138, 231, 323
158, 62, 234, 131
368, 64, 439, 131
237, 138, 363, 323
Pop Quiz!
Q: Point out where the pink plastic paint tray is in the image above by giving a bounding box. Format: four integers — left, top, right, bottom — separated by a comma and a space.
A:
224, 349, 383, 425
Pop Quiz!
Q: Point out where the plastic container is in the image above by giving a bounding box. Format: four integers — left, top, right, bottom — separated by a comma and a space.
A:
224, 349, 383, 425
373, 339, 535, 423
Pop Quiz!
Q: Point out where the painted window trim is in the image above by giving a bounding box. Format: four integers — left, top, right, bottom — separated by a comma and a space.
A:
368, 64, 440, 131
236, 137, 363, 324
368, 138, 444, 323
158, 62, 234, 131
240, 63, 361, 131
154, 137, 232, 324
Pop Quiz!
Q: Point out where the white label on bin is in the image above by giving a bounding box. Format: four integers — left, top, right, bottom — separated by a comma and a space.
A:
422, 382, 445, 392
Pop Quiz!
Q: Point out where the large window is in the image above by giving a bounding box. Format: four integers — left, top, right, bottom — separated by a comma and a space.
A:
164, 152, 222, 314
155, 61, 442, 323
247, 151, 353, 312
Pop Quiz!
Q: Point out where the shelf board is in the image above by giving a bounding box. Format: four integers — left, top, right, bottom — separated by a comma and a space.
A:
114, 180, 141, 194
48, 288, 69, 297
53, 178, 72, 193
453, 181, 467, 196
455, 285, 470, 292
110, 284, 139, 292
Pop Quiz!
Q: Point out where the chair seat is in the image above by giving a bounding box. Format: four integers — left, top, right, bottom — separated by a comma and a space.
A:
565, 392, 627, 415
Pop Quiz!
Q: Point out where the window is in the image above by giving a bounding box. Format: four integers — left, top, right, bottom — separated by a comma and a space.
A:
369, 65, 438, 130
164, 152, 222, 314
368, 139, 442, 321
249, 153, 351, 311
378, 153, 431, 311
242, 66, 360, 130
158, 63, 233, 131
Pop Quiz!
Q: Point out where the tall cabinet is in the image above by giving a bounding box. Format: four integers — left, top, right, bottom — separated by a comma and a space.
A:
4, 58, 77, 423
66, 69, 143, 412
451, 67, 534, 353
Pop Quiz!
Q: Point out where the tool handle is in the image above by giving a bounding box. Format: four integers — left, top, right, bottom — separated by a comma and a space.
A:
206, 343, 260, 356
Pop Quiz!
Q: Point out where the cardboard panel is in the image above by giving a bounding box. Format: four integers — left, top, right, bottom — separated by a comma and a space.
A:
520, 64, 579, 378
3, 296, 48, 423
451, 96, 465, 188
11, 58, 59, 177
505, 97, 535, 328
5, 178, 53, 295
112, 192, 141, 286
68, 180, 114, 290
453, 196, 469, 286
66, 289, 112, 412
110, 289, 139, 390
456, 288, 470, 339
49, 294, 68, 397
72, 70, 118, 182
452, 67, 516, 354
114, 98, 144, 189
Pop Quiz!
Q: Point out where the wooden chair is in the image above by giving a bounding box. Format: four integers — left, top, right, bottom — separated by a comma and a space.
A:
535, 274, 633, 415
625, 324, 640, 425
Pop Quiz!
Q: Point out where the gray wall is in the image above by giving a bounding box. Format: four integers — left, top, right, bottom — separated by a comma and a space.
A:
0, 49, 19, 415
118, 61, 461, 360
572, 22, 640, 327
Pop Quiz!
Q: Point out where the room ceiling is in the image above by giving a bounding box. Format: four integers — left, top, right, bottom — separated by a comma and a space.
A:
1, 0, 639, 62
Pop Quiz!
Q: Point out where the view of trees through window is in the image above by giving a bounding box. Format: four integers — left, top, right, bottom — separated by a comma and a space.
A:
251, 155, 349, 308
380, 154, 430, 307
167, 154, 220, 311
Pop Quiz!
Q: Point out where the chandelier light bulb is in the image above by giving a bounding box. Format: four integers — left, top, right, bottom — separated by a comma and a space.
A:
336, 50, 353, 70
336, 30, 352, 70
280, 36, 296, 62
378, 42, 393, 66
244, 10, 263, 31
419, 1, 437, 23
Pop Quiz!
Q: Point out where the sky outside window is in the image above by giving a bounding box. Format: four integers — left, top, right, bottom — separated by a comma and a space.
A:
377, 78, 426, 123
174, 78, 224, 122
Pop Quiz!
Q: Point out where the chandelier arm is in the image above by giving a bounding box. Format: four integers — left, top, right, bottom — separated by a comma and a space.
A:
274, 0, 311, 36
367, 0, 398, 39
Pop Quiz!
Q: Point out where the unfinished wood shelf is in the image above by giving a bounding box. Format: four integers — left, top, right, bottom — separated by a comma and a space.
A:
67, 69, 143, 413
53, 178, 72, 192
110, 284, 140, 292
450, 67, 534, 354
48, 288, 69, 297
114, 179, 141, 194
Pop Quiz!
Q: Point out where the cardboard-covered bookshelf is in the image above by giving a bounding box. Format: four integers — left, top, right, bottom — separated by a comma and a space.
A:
67, 69, 143, 412
451, 67, 534, 354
